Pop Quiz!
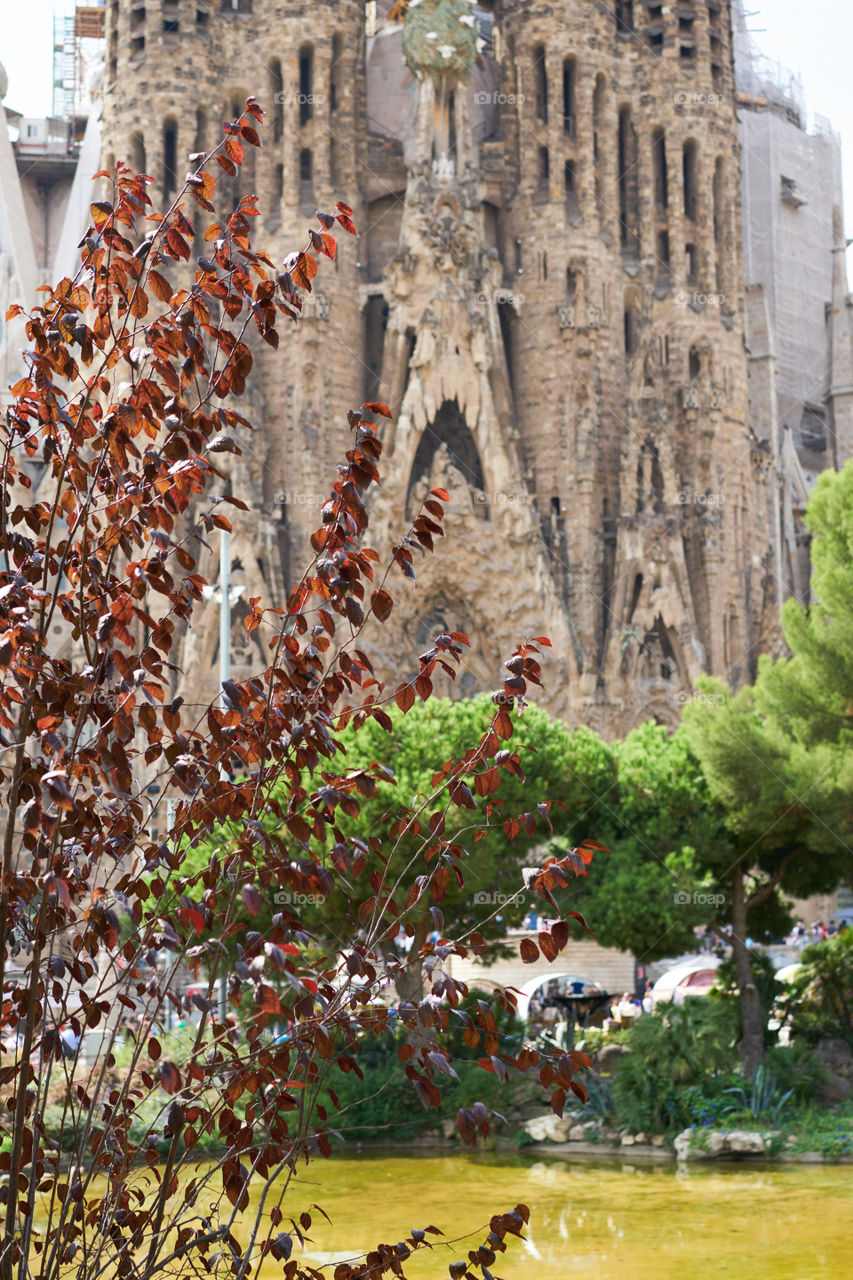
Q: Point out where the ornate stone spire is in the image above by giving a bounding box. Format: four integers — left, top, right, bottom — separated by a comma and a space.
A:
402, 0, 480, 84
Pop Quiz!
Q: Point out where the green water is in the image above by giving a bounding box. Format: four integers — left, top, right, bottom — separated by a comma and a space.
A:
264, 1151, 851, 1280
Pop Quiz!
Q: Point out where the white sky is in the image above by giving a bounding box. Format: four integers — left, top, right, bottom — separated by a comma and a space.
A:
1, 1, 851, 231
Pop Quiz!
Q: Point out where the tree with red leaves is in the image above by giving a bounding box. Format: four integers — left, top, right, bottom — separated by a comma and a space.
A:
0, 101, 599, 1280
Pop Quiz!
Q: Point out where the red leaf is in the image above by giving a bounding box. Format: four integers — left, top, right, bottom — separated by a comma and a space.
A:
566, 910, 595, 938
395, 683, 415, 713
371, 589, 393, 622
158, 1061, 181, 1094
242, 884, 262, 916
363, 402, 392, 418
519, 937, 539, 964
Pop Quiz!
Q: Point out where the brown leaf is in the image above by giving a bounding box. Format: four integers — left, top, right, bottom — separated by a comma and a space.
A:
519, 937, 539, 964
158, 1061, 181, 1094
371, 589, 393, 622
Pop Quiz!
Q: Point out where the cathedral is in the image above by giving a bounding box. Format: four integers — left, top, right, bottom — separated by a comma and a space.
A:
39, 1, 853, 730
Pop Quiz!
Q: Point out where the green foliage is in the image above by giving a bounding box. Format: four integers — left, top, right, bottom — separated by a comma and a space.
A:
223, 700, 616, 976
785, 1101, 853, 1158
720, 1064, 794, 1126
761, 460, 853, 750
786, 930, 853, 1046
762, 1042, 828, 1104
609, 1000, 739, 1133
711, 952, 783, 1046
551, 722, 733, 959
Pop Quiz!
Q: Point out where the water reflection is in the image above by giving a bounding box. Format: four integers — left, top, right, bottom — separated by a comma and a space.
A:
255, 1150, 849, 1280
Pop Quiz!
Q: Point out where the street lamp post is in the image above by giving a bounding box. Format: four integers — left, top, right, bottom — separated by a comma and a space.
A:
202, 528, 246, 711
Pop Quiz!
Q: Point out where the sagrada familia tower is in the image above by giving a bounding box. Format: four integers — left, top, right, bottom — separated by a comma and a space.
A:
96, 0, 851, 734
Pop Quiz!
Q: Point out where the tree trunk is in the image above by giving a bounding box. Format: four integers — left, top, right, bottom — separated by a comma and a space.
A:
731, 862, 764, 1077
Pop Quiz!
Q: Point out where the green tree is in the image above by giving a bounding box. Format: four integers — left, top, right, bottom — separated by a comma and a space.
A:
557, 721, 732, 962
682, 463, 853, 1074
194, 699, 618, 1000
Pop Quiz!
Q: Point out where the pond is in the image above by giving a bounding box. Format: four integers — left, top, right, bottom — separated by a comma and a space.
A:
255, 1150, 850, 1280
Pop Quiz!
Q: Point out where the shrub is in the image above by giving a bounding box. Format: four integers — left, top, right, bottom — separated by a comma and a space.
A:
786, 930, 853, 1046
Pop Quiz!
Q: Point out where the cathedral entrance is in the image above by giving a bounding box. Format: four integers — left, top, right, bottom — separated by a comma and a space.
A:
406, 399, 487, 518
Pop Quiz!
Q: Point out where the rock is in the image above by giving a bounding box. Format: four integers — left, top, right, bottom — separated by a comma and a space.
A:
522, 1114, 570, 1143
441, 1118, 456, 1139
817, 1071, 852, 1105
621, 1134, 635, 1146
674, 1129, 693, 1161
816, 1038, 853, 1078
597, 1042, 632, 1074
568, 1124, 586, 1142
634, 1132, 647, 1145
651, 1135, 665, 1147
675, 1127, 776, 1160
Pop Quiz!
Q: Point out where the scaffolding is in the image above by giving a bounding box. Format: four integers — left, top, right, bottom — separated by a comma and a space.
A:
52, 3, 105, 121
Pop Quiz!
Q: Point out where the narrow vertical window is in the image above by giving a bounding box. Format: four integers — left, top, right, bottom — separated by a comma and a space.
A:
163, 119, 178, 197
683, 139, 698, 221
562, 57, 575, 136
299, 45, 314, 125
533, 45, 548, 124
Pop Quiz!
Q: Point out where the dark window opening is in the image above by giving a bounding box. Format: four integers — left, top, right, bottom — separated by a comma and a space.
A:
300, 148, 313, 186
274, 163, 283, 202
299, 46, 314, 125
537, 145, 549, 196
163, 18, 179, 32
131, 133, 146, 174
682, 140, 698, 220
196, 8, 209, 29
401, 326, 417, 401
363, 295, 388, 404
688, 347, 701, 380
163, 121, 178, 197
407, 399, 487, 515
680, 42, 696, 62
616, 1, 634, 34
534, 45, 548, 123
131, 34, 145, 54
652, 126, 668, 210
618, 106, 640, 256
624, 301, 638, 357
564, 160, 579, 217
566, 268, 577, 303
562, 57, 575, 135
330, 34, 342, 113
657, 230, 670, 271
270, 59, 283, 142
593, 75, 606, 224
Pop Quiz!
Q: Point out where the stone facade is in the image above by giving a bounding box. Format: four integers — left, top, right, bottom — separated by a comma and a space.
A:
95, 1, 796, 733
